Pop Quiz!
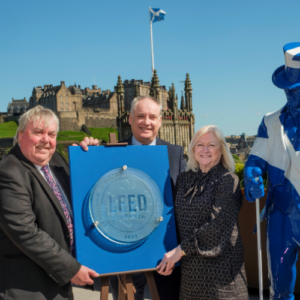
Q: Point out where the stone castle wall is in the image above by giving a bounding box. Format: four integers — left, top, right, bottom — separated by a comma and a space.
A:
57, 110, 117, 131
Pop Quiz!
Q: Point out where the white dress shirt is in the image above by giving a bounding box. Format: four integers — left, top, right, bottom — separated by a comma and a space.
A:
132, 136, 156, 146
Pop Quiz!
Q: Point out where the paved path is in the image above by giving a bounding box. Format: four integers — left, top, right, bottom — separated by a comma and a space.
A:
73, 278, 269, 300
73, 277, 153, 300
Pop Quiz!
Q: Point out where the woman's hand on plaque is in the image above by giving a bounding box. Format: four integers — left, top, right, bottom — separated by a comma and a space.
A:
156, 245, 183, 276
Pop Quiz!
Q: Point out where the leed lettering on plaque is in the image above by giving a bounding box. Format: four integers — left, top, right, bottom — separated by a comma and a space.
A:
88, 167, 163, 247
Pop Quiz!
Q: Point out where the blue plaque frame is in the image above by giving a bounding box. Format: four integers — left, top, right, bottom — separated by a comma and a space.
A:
69, 145, 178, 275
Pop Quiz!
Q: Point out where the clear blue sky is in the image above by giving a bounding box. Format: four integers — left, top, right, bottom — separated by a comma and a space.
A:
0, 0, 299, 136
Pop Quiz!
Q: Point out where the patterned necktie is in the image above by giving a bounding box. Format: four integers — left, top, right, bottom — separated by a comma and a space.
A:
41, 165, 75, 256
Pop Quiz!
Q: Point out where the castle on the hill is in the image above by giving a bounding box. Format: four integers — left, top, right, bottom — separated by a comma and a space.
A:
3, 71, 195, 157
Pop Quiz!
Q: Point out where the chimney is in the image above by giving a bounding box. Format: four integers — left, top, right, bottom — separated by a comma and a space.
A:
24, 97, 26, 101
78, 85, 81, 89
12, 98, 14, 101
92, 85, 97, 90
61, 81, 65, 86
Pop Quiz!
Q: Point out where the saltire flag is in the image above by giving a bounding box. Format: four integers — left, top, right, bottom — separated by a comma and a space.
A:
149, 7, 166, 24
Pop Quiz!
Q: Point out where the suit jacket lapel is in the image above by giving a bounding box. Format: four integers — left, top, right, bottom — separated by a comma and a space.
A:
12, 145, 69, 227
156, 138, 163, 145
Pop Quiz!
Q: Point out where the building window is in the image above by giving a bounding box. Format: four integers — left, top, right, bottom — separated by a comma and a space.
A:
61, 95, 63, 99
66, 102, 69, 106
61, 102, 63, 106
66, 95, 68, 99
61, 108, 64, 111
66, 108, 69, 112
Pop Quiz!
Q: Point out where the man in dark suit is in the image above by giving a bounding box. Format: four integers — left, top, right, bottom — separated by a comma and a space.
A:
107, 95, 187, 300
0, 106, 98, 300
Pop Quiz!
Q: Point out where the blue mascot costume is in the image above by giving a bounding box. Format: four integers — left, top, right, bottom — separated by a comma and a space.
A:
245, 42, 300, 300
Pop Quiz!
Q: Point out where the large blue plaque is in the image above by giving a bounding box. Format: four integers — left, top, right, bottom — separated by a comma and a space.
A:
69, 146, 178, 275
89, 167, 163, 247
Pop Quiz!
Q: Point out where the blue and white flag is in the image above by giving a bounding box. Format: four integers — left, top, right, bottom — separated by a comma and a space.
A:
149, 7, 166, 24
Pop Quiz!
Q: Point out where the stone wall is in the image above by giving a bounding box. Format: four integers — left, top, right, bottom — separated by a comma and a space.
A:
56, 111, 80, 131
85, 115, 116, 128
57, 110, 117, 131
3, 115, 19, 123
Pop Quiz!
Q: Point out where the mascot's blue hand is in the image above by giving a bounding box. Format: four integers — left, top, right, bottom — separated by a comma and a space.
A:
244, 167, 265, 201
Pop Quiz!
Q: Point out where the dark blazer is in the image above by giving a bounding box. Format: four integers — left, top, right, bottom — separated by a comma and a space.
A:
0, 145, 81, 300
123, 137, 187, 188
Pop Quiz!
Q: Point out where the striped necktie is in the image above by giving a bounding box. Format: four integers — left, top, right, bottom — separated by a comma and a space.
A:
41, 165, 75, 257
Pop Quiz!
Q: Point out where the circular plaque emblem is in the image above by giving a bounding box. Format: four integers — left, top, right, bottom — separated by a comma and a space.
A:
88, 167, 163, 246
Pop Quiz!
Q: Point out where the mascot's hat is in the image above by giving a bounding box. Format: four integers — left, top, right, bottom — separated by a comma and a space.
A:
273, 42, 300, 89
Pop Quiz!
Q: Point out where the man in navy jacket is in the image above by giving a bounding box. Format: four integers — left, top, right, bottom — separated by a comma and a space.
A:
109, 95, 186, 300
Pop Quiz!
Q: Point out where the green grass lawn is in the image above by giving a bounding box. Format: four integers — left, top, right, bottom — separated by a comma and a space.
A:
56, 127, 119, 160
57, 127, 118, 142
0, 121, 18, 138
89, 127, 118, 142
0, 122, 118, 143
58, 131, 86, 137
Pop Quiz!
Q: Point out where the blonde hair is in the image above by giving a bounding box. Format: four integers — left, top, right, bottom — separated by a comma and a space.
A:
187, 125, 235, 172
13, 105, 59, 146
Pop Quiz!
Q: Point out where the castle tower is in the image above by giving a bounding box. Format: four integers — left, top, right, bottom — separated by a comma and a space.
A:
116, 75, 125, 117
135, 82, 140, 97
180, 94, 185, 110
184, 73, 193, 111
171, 85, 178, 120
150, 69, 160, 99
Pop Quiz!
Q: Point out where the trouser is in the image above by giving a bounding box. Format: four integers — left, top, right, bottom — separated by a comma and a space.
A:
110, 273, 146, 300
267, 200, 300, 300
109, 267, 181, 300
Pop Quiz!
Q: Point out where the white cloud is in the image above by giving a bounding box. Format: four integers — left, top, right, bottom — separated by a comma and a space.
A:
256, 112, 261, 116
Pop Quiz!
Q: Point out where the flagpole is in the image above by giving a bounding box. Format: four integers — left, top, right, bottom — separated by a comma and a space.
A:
149, 7, 154, 75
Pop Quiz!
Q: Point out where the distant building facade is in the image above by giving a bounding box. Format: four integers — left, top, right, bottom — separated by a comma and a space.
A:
7, 97, 29, 115
226, 133, 256, 150
29, 81, 82, 112
3, 71, 195, 156
236, 146, 252, 161
237, 133, 256, 149
226, 133, 256, 161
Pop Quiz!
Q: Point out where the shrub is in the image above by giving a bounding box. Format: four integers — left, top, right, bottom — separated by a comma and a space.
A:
235, 163, 244, 182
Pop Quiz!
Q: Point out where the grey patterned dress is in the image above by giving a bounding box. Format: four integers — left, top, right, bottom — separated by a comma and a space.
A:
175, 163, 248, 300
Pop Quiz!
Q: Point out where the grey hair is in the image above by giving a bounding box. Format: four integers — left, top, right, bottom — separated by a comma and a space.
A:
13, 105, 59, 146
130, 95, 162, 116
186, 125, 235, 172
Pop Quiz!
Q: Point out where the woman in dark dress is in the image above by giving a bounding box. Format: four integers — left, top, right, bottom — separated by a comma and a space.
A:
157, 125, 248, 300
